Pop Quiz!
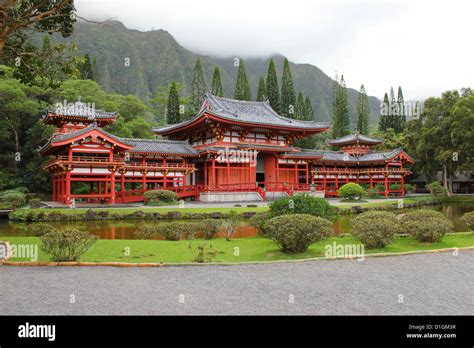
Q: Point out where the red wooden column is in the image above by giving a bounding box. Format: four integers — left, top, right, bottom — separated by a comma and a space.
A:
142, 169, 147, 192
61, 174, 66, 204
110, 169, 116, 204
204, 160, 208, 187
211, 157, 216, 188
226, 160, 230, 185
384, 163, 389, 197
305, 161, 309, 185
294, 162, 298, 184
275, 156, 280, 183
65, 170, 71, 205
120, 169, 125, 203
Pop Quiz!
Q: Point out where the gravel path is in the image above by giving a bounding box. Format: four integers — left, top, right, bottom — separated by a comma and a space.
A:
1, 251, 473, 315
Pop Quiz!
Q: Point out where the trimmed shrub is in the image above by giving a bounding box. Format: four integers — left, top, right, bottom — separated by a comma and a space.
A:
28, 198, 41, 209
40, 228, 98, 262
265, 214, 333, 253
157, 221, 204, 241
221, 210, 240, 241
339, 183, 366, 200
269, 193, 336, 220
29, 223, 56, 236
461, 211, 474, 231
144, 190, 177, 204
350, 211, 400, 248
389, 183, 402, 190
374, 184, 386, 192
201, 219, 222, 240
400, 210, 453, 242
0, 190, 26, 210
249, 212, 270, 233
426, 181, 447, 196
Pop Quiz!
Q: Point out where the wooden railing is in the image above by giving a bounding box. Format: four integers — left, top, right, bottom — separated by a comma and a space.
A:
313, 167, 410, 174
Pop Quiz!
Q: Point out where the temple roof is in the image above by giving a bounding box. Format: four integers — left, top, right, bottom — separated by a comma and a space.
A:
328, 133, 384, 146
153, 93, 330, 134
283, 148, 413, 163
44, 102, 117, 124
38, 123, 131, 154
120, 138, 198, 156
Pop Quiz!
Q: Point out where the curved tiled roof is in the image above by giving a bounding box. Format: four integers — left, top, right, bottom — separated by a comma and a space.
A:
46, 102, 117, 119
283, 148, 409, 163
38, 123, 128, 153
120, 138, 198, 156
328, 133, 384, 146
154, 93, 330, 134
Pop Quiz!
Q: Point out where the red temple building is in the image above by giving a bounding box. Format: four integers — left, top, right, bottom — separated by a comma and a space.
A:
39, 94, 414, 204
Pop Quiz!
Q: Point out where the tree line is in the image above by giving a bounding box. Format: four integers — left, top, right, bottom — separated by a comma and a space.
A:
165, 58, 315, 124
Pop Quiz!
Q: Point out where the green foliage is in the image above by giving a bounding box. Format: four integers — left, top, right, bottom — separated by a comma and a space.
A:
339, 183, 366, 200
426, 181, 447, 196
0, 190, 27, 210
266, 59, 280, 113
29, 223, 56, 237
167, 82, 181, 124
365, 188, 379, 198
405, 89, 474, 193
332, 74, 350, 138
28, 198, 41, 209
256, 76, 267, 101
193, 243, 223, 263
248, 212, 270, 234
295, 91, 305, 120
221, 210, 240, 241
211, 66, 223, 97
461, 211, 474, 231
304, 97, 314, 120
269, 193, 336, 220
265, 214, 333, 253
80, 54, 93, 80
350, 211, 400, 248
356, 84, 370, 134
191, 59, 207, 112
280, 58, 296, 117
144, 190, 177, 204
400, 210, 453, 242
234, 59, 251, 101
201, 219, 222, 240
40, 228, 98, 262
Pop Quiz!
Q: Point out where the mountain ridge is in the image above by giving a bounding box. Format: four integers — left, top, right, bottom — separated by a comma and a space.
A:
56, 20, 380, 123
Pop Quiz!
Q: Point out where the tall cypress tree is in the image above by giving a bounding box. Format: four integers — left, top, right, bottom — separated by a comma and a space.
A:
256, 76, 267, 101
280, 58, 296, 117
295, 92, 305, 120
304, 97, 314, 120
379, 92, 390, 131
356, 84, 370, 135
211, 66, 223, 97
167, 82, 181, 124
234, 59, 251, 100
42, 35, 51, 52
332, 74, 350, 138
396, 86, 406, 133
191, 59, 207, 112
266, 59, 280, 113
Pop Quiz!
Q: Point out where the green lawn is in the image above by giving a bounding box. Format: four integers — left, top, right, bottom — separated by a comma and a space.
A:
3, 233, 473, 264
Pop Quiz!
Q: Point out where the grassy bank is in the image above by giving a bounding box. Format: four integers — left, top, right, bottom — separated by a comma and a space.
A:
2, 233, 473, 264
8, 195, 442, 221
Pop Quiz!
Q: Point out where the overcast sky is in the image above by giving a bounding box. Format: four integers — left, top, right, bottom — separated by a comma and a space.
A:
76, 0, 473, 100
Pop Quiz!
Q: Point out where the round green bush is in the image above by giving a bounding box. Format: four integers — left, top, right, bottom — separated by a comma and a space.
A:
265, 214, 333, 253
339, 183, 366, 200
461, 211, 474, 231
350, 211, 400, 248
269, 193, 336, 220
40, 228, 98, 262
0, 190, 26, 210
400, 210, 453, 242
144, 190, 177, 204
426, 181, 447, 196
157, 221, 203, 241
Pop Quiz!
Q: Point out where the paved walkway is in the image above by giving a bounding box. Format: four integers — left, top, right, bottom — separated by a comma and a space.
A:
1, 251, 472, 315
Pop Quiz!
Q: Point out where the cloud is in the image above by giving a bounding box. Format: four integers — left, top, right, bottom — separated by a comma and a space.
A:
76, 0, 473, 100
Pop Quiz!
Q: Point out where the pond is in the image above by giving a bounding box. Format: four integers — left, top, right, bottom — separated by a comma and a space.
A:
0, 202, 472, 240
